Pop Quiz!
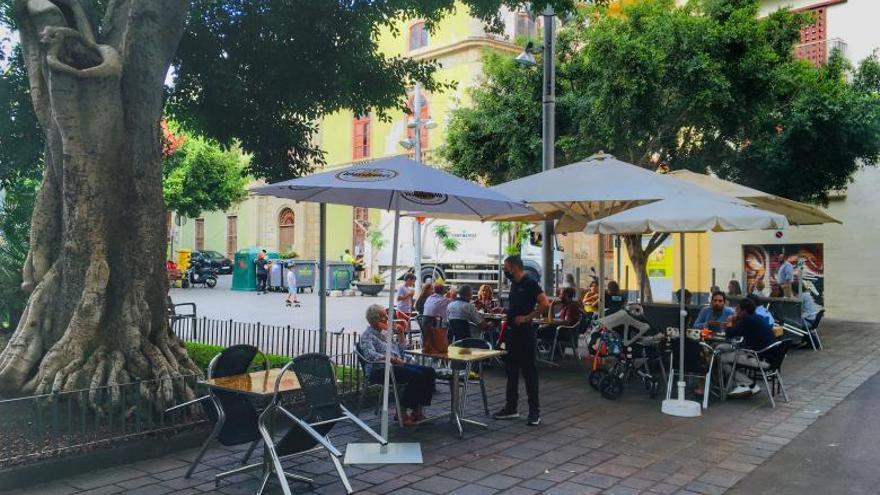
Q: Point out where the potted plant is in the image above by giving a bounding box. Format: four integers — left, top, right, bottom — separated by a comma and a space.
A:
356, 273, 385, 296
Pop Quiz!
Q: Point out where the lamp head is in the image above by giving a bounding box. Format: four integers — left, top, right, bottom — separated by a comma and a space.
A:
399, 138, 415, 150
515, 41, 538, 67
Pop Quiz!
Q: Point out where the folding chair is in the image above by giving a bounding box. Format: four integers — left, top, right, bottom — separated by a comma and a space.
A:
450, 338, 492, 416
729, 340, 791, 408
169, 344, 267, 479
259, 354, 386, 495
665, 337, 720, 409
354, 345, 406, 427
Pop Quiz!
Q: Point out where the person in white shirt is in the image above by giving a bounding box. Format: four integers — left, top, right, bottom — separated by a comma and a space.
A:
284, 263, 299, 307
396, 273, 416, 314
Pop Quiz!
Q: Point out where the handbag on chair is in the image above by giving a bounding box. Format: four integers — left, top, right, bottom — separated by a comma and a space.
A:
421, 319, 449, 355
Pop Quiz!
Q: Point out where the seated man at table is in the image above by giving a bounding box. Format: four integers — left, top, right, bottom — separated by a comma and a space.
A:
423, 281, 454, 325
720, 297, 777, 398
360, 304, 436, 426
748, 294, 775, 327
692, 291, 735, 334
447, 285, 489, 341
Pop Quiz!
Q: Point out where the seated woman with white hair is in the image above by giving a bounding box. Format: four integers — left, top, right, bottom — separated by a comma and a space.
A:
359, 304, 436, 426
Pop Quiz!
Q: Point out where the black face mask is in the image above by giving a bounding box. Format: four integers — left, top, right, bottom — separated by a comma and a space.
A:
503, 270, 514, 281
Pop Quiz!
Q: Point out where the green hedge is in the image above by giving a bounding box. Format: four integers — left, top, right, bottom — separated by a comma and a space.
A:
185, 341, 291, 371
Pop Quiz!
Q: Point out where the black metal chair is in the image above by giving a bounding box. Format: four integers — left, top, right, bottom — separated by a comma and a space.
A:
730, 340, 791, 408
807, 310, 825, 350
774, 299, 820, 350
354, 344, 406, 428
447, 319, 479, 342
171, 344, 268, 479
416, 314, 441, 333
450, 338, 492, 416
166, 295, 196, 334
258, 354, 386, 495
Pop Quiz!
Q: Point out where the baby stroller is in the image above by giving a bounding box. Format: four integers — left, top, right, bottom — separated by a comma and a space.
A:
587, 305, 666, 400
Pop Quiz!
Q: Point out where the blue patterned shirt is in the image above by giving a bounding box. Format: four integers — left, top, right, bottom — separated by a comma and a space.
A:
359, 326, 405, 376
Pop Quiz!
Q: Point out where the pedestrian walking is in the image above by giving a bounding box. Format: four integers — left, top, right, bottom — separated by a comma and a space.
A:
285, 263, 300, 307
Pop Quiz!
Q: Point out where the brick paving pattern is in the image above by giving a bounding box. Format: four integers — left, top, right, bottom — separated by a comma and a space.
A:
5, 320, 878, 495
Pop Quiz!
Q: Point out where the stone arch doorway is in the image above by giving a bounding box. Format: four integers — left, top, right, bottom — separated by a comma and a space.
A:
278, 208, 295, 253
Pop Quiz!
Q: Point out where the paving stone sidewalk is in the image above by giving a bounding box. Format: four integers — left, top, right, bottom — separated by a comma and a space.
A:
5, 319, 879, 495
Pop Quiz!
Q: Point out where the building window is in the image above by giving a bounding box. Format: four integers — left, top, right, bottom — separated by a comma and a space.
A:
794, 7, 827, 66
406, 91, 430, 151
353, 113, 371, 159
226, 216, 238, 259
278, 208, 295, 253
409, 21, 428, 50
514, 12, 536, 39
195, 218, 205, 251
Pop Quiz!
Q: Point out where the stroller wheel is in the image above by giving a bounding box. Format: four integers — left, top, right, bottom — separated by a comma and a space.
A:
589, 369, 607, 390
599, 375, 624, 400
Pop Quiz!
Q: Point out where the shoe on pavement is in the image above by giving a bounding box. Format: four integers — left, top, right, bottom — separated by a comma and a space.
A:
492, 407, 519, 420
729, 385, 752, 397
527, 412, 541, 426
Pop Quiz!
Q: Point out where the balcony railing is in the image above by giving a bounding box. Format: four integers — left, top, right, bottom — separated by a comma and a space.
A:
794, 38, 847, 66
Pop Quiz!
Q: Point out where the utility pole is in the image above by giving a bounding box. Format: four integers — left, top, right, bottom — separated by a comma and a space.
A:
541, 7, 556, 296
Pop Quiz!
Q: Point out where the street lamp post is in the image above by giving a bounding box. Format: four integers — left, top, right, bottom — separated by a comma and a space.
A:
400, 82, 436, 291
517, 8, 557, 295
413, 86, 423, 292
540, 7, 557, 296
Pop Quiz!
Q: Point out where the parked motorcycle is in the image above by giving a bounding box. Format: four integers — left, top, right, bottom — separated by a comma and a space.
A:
182, 259, 218, 288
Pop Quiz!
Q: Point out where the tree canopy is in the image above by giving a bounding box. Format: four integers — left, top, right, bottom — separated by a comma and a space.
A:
442, 0, 880, 205
161, 122, 249, 219
166, 0, 574, 182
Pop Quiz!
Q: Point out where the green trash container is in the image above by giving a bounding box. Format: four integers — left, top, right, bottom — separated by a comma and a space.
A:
232, 247, 279, 291
326, 262, 355, 291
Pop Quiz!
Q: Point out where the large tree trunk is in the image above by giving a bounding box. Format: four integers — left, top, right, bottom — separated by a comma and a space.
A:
622, 233, 669, 303
0, 0, 198, 410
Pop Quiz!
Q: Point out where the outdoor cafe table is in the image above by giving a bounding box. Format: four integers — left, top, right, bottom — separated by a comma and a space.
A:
204, 368, 301, 397
405, 348, 506, 438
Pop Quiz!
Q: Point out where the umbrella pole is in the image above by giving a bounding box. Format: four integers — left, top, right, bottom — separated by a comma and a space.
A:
345, 206, 422, 464
381, 208, 401, 440
319, 203, 327, 353
598, 234, 605, 318
661, 232, 701, 417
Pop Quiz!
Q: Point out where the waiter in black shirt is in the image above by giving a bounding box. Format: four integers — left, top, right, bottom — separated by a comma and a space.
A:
493, 255, 551, 426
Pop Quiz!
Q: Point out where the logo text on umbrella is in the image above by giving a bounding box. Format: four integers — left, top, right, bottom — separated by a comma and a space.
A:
336, 168, 398, 182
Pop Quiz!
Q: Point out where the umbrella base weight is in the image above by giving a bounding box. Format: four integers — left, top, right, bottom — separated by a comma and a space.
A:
344, 442, 423, 465
661, 399, 702, 417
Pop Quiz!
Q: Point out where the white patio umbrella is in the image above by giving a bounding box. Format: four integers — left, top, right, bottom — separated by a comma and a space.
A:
585, 197, 788, 417
253, 155, 533, 462
491, 152, 737, 313
667, 169, 840, 226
